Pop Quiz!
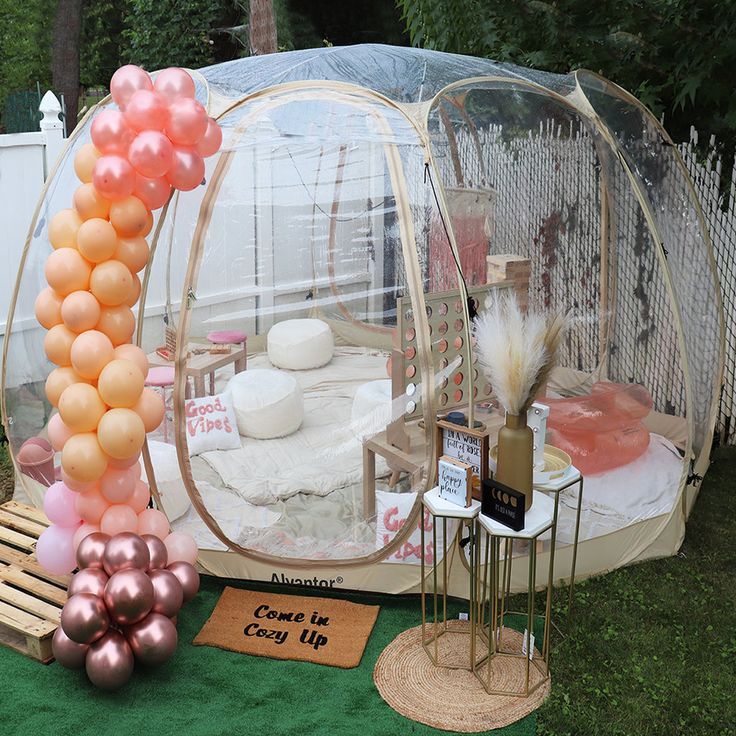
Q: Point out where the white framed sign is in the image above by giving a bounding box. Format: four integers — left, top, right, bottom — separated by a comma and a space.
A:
437, 455, 472, 507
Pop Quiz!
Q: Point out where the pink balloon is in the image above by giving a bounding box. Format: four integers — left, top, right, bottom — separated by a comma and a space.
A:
195, 117, 222, 158
141, 534, 168, 571
68, 567, 109, 598
154, 67, 195, 102
99, 466, 136, 504
133, 173, 172, 210
75, 487, 110, 525
148, 569, 183, 617
128, 130, 173, 178
61, 593, 110, 644
128, 479, 151, 514
137, 508, 169, 540
166, 561, 199, 603
43, 481, 82, 527
62, 470, 96, 494
36, 524, 78, 575
166, 146, 204, 191
48, 413, 74, 452
93, 155, 136, 201
100, 504, 138, 536
165, 97, 208, 146
52, 626, 89, 669
85, 629, 134, 691
108, 453, 141, 470
125, 611, 178, 666
104, 568, 154, 625
110, 65, 153, 111
73, 524, 103, 554
90, 109, 134, 156
163, 531, 197, 565
102, 532, 150, 575
124, 89, 168, 132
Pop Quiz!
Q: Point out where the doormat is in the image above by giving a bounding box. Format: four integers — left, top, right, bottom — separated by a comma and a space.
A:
193, 587, 380, 668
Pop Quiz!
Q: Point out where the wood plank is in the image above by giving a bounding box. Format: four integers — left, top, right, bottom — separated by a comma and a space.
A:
1, 501, 51, 527
0, 526, 37, 552
0, 543, 70, 587
0, 565, 67, 606
0, 508, 47, 538
0, 582, 63, 623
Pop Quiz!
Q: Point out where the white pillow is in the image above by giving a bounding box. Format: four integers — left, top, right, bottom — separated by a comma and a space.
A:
184, 393, 240, 456
142, 440, 191, 521
351, 379, 393, 439
375, 490, 447, 566
226, 368, 303, 439
267, 319, 334, 370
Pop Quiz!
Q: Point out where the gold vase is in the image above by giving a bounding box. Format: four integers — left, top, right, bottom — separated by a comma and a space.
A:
495, 412, 534, 511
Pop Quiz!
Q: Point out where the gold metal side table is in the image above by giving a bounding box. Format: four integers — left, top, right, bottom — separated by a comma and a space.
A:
420, 486, 482, 670
474, 490, 555, 697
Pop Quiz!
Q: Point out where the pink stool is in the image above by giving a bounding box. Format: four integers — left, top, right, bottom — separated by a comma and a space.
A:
206, 329, 247, 394
145, 366, 175, 442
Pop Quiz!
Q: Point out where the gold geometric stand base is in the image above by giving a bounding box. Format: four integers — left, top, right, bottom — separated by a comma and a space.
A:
374, 623, 551, 733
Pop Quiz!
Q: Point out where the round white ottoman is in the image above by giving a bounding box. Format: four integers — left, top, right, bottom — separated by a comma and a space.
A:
351, 379, 393, 436
226, 369, 303, 439
267, 318, 334, 370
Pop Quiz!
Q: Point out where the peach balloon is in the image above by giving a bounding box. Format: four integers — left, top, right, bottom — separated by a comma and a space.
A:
129, 131, 173, 178
97, 408, 146, 460
73, 522, 102, 550
58, 383, 106, 433
76, 488, 110, 525
76, 218, 118, 263
137, 509, 169, 540
98, 359, 144, 408
109, 195, 150, 238
45, 248, 92, 295
46, 366, 89, 406
195, 118, 222, 158
110, 65, 153, 111
99, 466, 136, 504
93, 155, 135, 201
133, 173, 171, 211
96, 305, 136, 346
91, 109, 134, 156
61, 432, 108, 483
74, 143, 101, 184
132, 388, 165, 433
154, 67, 195, 102
108, 453, 141, 471
70, 329, 114, 380
61, 291, 101, 333
100, 505, 139, 536
163, 532, 198, 565
165, 98, 208, 146
48, 209, 82, 249
73, 183, 111, 221
113, 236, 149, 273
124, 89, 168, 132
35, 287, 63, 329
128, 480, 151, 514
140, 211, 154, 238
90, 260, 133, 307
61, 469, 96, 493
48, 413, 75, 452
125, 274, 142, 308
166, 146, 204, 191
44, 324, 76, 366
113, 344, 148, 376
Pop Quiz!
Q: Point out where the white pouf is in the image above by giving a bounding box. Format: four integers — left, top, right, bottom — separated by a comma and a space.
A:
351, 379, 395, 437
267, 318, 334, 370
141, 440, 191, 521
227, 368, 304, 439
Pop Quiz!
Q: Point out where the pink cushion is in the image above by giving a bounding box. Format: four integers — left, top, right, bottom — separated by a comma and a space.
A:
207, 330, 247, 345
145, 366, 175, 387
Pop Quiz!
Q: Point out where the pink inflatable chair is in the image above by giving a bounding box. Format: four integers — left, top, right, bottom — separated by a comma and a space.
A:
545, 382, 653, 475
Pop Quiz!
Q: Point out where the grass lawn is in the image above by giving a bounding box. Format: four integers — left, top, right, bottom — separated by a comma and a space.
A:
0, 446, 733, 735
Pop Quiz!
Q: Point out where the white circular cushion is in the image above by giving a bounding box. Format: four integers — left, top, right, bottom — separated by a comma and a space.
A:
226, 369, 303, 439
267, 319, 334, 370
351, 379, 392, 425
140, 440, 191, 522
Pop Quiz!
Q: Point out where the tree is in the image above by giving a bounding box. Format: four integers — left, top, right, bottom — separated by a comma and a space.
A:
249, 0, 276, 55
52, 0, 84, 131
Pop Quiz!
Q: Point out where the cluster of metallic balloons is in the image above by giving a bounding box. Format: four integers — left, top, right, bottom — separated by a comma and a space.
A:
53, 532, 200, 690
33, 65, 221, 575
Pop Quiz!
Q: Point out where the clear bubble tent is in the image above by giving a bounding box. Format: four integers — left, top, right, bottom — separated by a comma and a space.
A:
2, 44, 724, 594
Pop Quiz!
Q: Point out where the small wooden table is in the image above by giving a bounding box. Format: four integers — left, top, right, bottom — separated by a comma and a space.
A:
147, 343, 247, 398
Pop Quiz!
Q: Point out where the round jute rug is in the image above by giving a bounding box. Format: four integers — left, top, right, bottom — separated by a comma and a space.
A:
373, 623, 550, 732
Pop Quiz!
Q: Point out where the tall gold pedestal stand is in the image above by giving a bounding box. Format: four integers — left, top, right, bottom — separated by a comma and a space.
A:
474, 491, 555, 697
421, 486, 482, 669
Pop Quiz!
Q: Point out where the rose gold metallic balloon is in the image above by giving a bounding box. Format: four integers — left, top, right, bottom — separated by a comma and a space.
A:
110, 65, 153, 111
141, 534, 168, 571
125, 612, 178, 667
153, 67, 195, 102
103, 568, 154, 626
102, 532, 150, 575
76, 531, 111, 570
60, 593, 110, 644
52, 625, 89, 669
85, 629, 134, 691
148, 569, 183, 617
67, 568, 109, 598
166, 561, 200, 603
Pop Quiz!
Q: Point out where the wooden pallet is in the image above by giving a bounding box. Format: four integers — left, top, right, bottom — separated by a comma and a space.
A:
0, 501, 70, 663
